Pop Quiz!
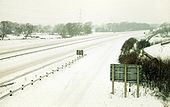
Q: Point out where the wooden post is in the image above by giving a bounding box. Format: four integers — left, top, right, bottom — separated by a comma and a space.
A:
124, 65, 127, 98
137, 66, 140, 98
112, 64, 114, 95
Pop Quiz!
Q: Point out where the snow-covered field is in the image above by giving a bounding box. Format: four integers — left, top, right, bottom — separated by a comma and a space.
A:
0, 31, 166, 107
144, 42, 170, 60
149, 36, 170, 45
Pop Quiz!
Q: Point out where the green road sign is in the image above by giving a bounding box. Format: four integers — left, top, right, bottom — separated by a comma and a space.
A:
76, 50, 84, 55
110, 64, 141, 98
110, 64, 141, 82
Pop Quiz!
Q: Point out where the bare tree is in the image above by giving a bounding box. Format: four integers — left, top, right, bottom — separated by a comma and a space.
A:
53, 24, 67, 38
0, 21, 10, 40
22, 23, 34, 39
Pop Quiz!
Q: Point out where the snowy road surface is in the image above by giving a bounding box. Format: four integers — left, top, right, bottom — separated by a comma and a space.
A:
0, 32, 163, 107
0, 35, 116, 84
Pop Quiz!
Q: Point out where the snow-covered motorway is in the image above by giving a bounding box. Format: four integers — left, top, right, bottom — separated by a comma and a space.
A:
0, 34, 112, 60
0, 34, 116, 83
0, 31, 163, 107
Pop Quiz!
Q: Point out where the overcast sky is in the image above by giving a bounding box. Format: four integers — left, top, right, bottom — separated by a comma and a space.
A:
0, 0, 170, 25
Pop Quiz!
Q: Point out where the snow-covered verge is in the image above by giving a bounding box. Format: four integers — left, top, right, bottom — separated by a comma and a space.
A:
144, 43, 170, 60
149, 36, 170, 45
2, 34, 62, 40
0, 31, 165, 107
0, 53, 78, 99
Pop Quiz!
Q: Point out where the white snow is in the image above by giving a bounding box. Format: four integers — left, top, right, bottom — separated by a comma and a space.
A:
144, 43, 170, 60
149, 36, 170, 44
0, 31, 166, 107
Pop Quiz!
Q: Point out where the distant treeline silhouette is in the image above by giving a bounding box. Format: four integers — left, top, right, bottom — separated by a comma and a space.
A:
95, 22, 152, 32
0, 21, 92, 40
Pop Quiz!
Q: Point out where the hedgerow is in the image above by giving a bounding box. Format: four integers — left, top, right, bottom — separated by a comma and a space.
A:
119, 37, 170, 106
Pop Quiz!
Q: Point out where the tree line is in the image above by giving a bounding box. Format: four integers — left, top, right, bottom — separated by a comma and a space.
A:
0, 21, 34, 40
53, 22, 92, 38
95, 22, 152, 32
152, 23, 170, 37
0, 21, 92, 40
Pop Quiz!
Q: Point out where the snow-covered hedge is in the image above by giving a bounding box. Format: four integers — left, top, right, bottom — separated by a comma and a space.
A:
118, 37, 170, 106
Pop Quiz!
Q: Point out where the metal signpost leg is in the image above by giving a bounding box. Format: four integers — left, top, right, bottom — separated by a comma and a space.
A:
112, 64, 114, 95
124, 65, 127, 98
137, 66, 139, 98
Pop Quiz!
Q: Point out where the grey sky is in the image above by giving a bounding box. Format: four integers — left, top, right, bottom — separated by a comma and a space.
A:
0, 0, 170, 25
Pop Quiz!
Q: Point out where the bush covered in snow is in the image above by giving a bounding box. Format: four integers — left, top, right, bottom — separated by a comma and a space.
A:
138, 58, 170, 106
120, 37, 137, 55
119, 38, 170, 106
119, 52, 139, 64
137, 58, 170, 91
136, 39, 151, 50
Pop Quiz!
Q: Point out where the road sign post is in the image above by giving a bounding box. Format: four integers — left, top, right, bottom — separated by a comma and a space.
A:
124, 65, 127, 98
111, 64, 114, 95
137, 66, 139, 98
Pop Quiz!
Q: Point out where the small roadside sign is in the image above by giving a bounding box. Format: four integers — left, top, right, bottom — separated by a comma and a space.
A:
76, 50, 84, 55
